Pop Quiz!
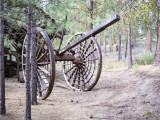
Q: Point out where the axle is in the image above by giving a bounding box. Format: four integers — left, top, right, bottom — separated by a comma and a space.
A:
58, 14, 120, 55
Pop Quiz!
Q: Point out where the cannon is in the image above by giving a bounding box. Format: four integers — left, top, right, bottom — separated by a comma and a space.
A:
22, 15, 120, 99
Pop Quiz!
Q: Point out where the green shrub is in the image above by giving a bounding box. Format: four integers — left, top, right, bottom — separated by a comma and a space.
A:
145, 111, 153, 116
136, 52, 154, 65
106, 62, 114, 69
132, 63, 139, 71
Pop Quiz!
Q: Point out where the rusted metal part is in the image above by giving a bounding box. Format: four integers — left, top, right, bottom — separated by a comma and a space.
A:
58, 15, 120, 55
55, 54, 75, 61
72, 56, 83, 66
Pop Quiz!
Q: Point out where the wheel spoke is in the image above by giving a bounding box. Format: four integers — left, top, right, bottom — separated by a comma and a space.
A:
38, 66, 50, 76
80, 41, 87, 56
65, 65, 76, 74
78, 69, 81, 89
82, 41, 93, 58
80, 68, 85, 89
81, 65, 96, 86
37, 71, 47, 95
84, 48, 97, 59
67, 68, 77, 82
37, 62, 50, 65
72, 69, 78, 87
36, 72, 42, 97
36, 39, 45, 58
37, 51, 48, 62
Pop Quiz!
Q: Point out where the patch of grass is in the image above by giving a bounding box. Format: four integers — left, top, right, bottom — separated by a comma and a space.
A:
132, 63, 139, 71
105, 62, 115, 69
103, 60, 127, 69
136, 52, 155, 65
145, 111, 153, 116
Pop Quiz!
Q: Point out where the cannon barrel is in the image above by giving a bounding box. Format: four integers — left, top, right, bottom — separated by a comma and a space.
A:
58, 14, 120, 55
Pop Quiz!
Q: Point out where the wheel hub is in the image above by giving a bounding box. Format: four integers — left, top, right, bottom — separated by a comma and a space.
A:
73, 56, 83, 66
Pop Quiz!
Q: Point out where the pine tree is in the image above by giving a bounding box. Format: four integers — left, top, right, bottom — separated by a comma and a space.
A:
25, 0, 32, 119
30, 15, 37, 105
118, 34, 122, 61
128, 25, 133, 69
0, 0, 6, 115
153, 0, 160, 65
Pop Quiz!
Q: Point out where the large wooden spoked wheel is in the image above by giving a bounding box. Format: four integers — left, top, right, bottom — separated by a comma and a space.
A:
63, 35, 102, 91
22, 27, 55, 100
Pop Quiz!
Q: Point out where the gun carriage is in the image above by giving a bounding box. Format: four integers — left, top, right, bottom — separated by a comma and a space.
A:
22, 15, 120, 100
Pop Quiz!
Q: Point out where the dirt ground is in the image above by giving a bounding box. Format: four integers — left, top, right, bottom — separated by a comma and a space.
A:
0, 63, 160, 120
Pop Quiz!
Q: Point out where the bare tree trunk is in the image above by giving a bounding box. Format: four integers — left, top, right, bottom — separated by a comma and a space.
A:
116, 45, 118, 52
113, 36, 116, 45
124, 34, 128, 59
104, 40, 106, 54
153, 3, 160, 65
31, 17, 37, 105
146, 0, 152, 51
147, 29, 152, 52
89, 0, 95, 62
100, 41, 102, 48
25, 0, 32, 119
128, 26, 133, 69
0, 0, 5, 115
89, 23, 93, 30
89, 0, 93, 30
109, 36, 112, 52
132, 34, 136, 48
118, 34, 122, 61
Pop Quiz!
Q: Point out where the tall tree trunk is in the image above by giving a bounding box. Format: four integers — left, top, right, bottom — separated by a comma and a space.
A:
153, 3, 160, 65
124, 34, 128, 59
89, 0, 93, 30
109, 36, 112, 52
116, 45, 118, 52
104, 40, 106, 54
89, 0, 95, 61
31, 18, 37, 105
100, 41, 102, 48
147, 29, 152, 52
113, 36, 116, 45
132, 34, 136, 48
128, 26, 133, 69
118, 34, 122, 61
0, 0, 5, 115
89, 23, 93, 30
25, 0, 32, 119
